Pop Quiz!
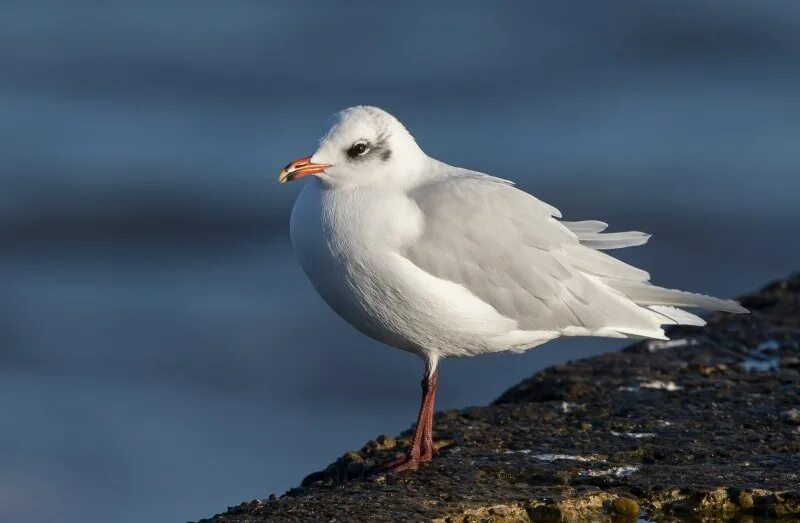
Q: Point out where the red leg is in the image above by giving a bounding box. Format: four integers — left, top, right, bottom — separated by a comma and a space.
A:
419, 370, 438, 461
381, 370, 439, 472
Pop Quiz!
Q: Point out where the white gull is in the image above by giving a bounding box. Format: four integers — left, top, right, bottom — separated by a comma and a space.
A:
278, 106, 747, 471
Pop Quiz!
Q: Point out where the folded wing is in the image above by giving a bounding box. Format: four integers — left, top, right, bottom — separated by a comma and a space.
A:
404, 168, 745, 343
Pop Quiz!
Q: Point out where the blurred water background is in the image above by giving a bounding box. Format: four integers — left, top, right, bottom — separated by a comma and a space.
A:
2, 1, 799, 521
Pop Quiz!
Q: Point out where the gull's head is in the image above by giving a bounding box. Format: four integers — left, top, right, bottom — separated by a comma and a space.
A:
279, 106, 426, 188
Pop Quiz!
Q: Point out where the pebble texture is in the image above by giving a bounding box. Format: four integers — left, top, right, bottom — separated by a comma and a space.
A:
197, 274, 800, 522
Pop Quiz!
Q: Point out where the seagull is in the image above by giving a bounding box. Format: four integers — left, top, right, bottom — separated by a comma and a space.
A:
278, 106, 747, 472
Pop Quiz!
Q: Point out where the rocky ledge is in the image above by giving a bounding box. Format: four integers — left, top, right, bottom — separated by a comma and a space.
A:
198, 275, 800, 522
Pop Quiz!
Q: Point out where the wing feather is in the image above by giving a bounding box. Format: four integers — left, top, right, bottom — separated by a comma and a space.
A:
404, 168, 745, 343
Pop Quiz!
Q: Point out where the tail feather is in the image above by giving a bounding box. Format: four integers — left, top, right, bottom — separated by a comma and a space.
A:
648, 305, 707, 326
562, 218, 747, 332
605, 280, 748, 314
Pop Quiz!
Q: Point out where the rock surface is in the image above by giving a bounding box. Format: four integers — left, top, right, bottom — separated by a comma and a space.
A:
197, 275, 800, 522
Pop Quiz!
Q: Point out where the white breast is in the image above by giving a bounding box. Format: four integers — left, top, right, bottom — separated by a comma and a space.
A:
290, 181, 422, 352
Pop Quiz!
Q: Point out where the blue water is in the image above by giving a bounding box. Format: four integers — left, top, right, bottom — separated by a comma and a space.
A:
2, 2, 799, 521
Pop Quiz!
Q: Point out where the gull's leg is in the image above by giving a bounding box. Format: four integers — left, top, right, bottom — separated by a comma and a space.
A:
419, 370, 438, 461
380, 369, 439, 472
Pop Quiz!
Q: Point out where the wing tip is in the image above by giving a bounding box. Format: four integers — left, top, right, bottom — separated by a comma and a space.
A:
725, 300, 749, 314
577, 230, 651, 250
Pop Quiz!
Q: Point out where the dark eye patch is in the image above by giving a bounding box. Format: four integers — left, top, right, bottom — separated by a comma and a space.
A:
346, 142, 370, 158
345, 134, 392, 163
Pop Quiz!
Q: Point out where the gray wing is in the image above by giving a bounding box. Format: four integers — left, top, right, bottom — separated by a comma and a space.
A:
404, 169, 744, 339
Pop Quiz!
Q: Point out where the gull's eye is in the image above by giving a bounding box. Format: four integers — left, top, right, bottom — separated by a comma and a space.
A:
346, 141, 370, 158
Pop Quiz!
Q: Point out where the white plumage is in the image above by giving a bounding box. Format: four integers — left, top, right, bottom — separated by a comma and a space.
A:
280, 105, 747, 471
285, 106, 745, 376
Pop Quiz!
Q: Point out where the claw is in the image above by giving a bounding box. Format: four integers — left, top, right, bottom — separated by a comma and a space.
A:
379, 453, 429, 473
